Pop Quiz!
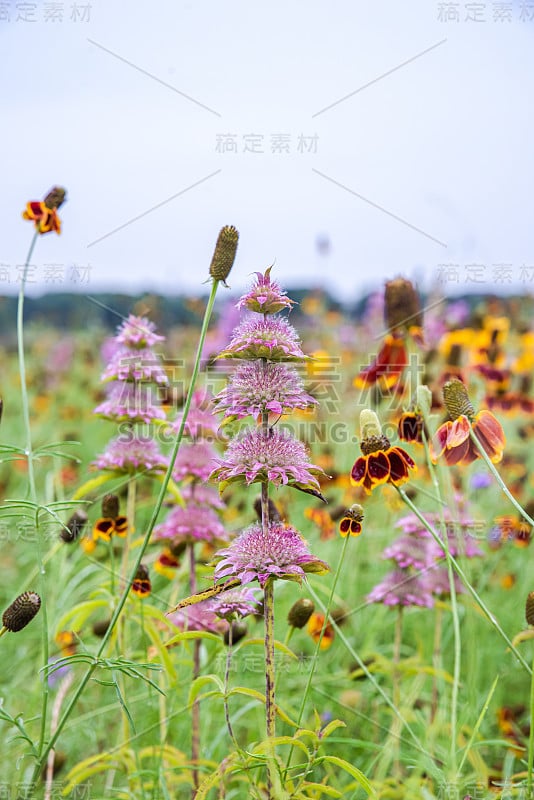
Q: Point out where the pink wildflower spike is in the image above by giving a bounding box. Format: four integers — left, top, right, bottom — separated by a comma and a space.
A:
217, 316, 309, 362
92, 434, 168, 474
214, 522, 329, 587
210, 428, 327, 500
236, 267, 296, 314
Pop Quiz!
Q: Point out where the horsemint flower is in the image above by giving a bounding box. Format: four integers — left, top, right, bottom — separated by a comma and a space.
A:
92, 434, 168, 474
367, 569, 434, 608
217, 316, 308, 362
429, 378, 505, 466
213, 360, 317, 421
22, 186, 66, 235
236, 266, 296, 315
213, 522, 329, 588
210, 427, 328, 499
350, 409, 416, 494
354, 278, 423, 389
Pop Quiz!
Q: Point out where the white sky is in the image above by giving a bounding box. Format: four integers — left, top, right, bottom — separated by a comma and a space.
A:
2, 0, 533, 300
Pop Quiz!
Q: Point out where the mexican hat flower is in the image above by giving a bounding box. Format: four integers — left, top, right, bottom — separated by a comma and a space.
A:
429, 378, 505, 466
22, 186, 66, 235
213, 522, 329, 587
354, 278, 423, 389
350, 409, 416, 494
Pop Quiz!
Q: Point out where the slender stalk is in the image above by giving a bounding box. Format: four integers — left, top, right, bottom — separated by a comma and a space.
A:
431, 605, 443, 723
189, 542, 201, 796
263, 578, 276, 798
18, 230, 51, 764
17, 230, 39, 501
424, 436, 461, 777
396, 487, 532, 675
223, 623, 238, 748
469, 428, 534, 528
306, 582, 432, 760
285, 535, 349, 776
528, 647, 534, 799
29, 277, 222, 784
392, 607, 403, 708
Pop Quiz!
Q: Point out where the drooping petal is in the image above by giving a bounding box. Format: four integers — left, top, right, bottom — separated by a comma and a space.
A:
473, 410, 506, 457
447, 416, 470, 448
387, 449, 409, 483
429, 422, 451, 462
350, 456, 367, 485
353, 336, 407, 388
367, 451, 391, 485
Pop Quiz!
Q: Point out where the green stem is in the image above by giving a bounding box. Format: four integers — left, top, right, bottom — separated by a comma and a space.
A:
285, 536, 350, 776
528, 647, 534, 799
469, 428, 534, 527
189, 542, 200, 796
18, 230, 51, 764
424, 436, 460, 778
263, 578, 276, 798
305, 581, 432, 760
29, 278, 222, 784
396, 487, 532, 675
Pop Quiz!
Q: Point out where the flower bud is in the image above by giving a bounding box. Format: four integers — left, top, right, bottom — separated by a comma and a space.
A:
287, 598, 315, 629
209, 225, 239, 286
2, 591, 41, 632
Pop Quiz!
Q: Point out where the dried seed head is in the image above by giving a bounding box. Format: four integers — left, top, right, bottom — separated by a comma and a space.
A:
101, 493, 120, 519
43, 186, 67, 210
209, 225, 239, 286
526, 591, 534, 626
443, 378, 475, 421
287, 598, 315, 629
2, 591, 41, 632
384, 278, 422, 332
61, 509, 88, 543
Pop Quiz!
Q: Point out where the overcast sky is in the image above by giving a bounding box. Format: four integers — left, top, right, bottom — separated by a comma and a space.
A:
2, 0, 533, 300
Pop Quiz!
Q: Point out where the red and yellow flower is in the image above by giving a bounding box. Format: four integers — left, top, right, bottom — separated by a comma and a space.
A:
354, 278, 424, 390
307, 612, 335, 650
350, 410, 417, 494
22, 186, 66, 235
132, 564, 151, 598
339, 504, 364, 537
430, 378, 505, 466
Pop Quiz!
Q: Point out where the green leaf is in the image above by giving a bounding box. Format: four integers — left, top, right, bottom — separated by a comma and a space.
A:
317, 756, 375, 797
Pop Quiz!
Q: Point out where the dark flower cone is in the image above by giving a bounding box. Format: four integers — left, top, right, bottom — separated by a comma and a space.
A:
102, 493, 120, 519
385, 278, 422, 332
209, 225, 239, 286
443, 378, 475, 420
2, 591, 41, 632
43, 186, 67, 210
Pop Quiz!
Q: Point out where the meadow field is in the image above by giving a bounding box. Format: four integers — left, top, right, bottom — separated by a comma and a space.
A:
1, 221, 534, 799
